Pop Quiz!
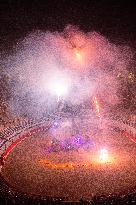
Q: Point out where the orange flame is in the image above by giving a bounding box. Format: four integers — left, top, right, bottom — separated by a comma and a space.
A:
93, 96, 100, 118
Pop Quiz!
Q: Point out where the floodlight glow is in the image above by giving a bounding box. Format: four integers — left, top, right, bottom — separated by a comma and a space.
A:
53, 82, 68, 96
75, 50, 81, 59
74, 48, 82, 60
48, 74, 70, 101
99, 148, 108, 163
53, 121, 60, 128
51, 81, 68, 102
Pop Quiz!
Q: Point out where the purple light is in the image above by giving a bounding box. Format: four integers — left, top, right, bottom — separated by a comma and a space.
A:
53, 121, 60, 129
74, 134, 83, 145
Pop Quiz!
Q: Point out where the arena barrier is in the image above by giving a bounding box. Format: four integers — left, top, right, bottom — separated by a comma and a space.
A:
0, 116, 136, 169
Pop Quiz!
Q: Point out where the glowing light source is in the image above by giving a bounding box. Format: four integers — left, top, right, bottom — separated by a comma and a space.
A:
75, 49, 81, 60
99, 149, 108, 163
53, 82, 68, 101
48, 74, 70, 101
93, 96, 100, 118
39, 159, 89, 169
53, 121, 60, 128
128, 72, 134, 83
74, 134, 83, 145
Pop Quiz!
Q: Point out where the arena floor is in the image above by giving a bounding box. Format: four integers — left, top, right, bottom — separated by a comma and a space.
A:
1, 127, 136, 200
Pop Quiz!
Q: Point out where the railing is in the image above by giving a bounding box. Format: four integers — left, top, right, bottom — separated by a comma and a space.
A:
0, 119, 51, 159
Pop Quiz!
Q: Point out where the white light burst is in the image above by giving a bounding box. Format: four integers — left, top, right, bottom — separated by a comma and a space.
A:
48, 72, 70, 101
99, 148, 108, 163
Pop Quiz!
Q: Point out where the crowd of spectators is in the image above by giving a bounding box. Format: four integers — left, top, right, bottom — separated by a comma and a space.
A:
0, 117, 45, 145
0, 174, 136, 205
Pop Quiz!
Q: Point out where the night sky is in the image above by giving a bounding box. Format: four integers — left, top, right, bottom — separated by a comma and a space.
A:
0, 0, 136, 50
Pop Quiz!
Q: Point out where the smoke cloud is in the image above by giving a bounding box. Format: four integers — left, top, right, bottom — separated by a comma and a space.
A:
1, 25, 133, 120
